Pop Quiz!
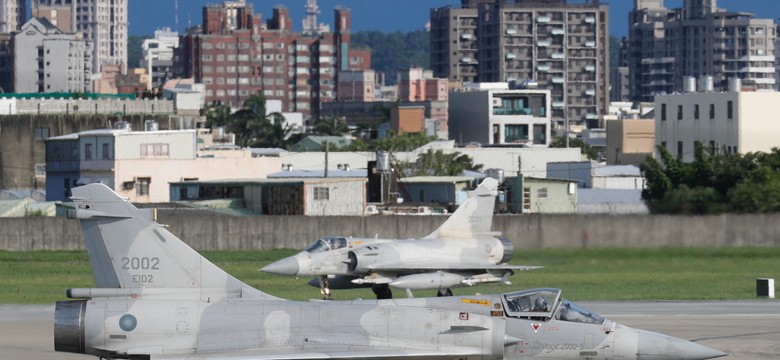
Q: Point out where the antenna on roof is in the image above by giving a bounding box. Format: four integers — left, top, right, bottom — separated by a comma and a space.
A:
174, 0, 179, 32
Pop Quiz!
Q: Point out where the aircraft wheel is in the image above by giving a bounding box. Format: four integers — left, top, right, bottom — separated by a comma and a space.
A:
372, 284, 392, 299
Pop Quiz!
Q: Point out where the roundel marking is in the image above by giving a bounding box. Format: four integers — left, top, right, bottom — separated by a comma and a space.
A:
119, 314, 137, 332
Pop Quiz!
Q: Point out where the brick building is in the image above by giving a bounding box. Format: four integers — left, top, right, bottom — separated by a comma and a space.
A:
174, 1, 368, 121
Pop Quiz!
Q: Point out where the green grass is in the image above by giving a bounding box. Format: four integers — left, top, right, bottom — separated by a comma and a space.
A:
0, 248, 778, 304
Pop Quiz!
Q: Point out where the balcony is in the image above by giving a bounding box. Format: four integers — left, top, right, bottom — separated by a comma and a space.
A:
552, 53, 565, 59
585, 41, 596, 47
537, 15, 550, 23
506, 53, 517, 60
537, 39, 550, 47
552, 28, 565, 35
505, 28, 517, 35
538, 64, 550, 71
586, 113, 598, 120
584, 65, 595, 72
585, 89, 596, 96
584, 16, 596, 24
461, 33, 474, 40
552, 76, 565, 83
552, 101, 565, 108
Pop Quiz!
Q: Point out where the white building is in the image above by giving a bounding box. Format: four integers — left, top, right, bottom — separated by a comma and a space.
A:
449, 83, 552, 147
14, 17, 93, 93
46, 128, 281, 203
142, 28, 179, 90
655, 89, 780, 162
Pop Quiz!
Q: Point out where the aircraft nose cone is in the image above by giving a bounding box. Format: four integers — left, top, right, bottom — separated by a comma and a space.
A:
637, 331, 727, 360
261, 257, 299, 276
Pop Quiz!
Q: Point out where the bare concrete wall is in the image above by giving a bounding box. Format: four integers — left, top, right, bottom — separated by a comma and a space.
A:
2, 213, 780, 251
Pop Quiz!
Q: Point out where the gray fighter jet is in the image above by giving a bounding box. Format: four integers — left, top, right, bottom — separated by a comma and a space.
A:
55, 183, 726, 360
262, 177, 540, 299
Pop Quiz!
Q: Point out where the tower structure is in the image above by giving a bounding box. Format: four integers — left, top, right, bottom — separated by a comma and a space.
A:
0, 0, 26, 33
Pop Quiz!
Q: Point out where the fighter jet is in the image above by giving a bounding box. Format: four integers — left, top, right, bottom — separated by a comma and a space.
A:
262, 177, 540, 299
55, 183, 726, 360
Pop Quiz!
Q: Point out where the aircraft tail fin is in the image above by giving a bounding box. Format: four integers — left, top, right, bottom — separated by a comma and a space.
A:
68, 184, 275, 299
423, 177, 499, 239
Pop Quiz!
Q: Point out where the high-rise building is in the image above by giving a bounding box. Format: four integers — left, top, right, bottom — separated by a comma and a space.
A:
14, 17, 93, 93
628, 0, 776, 102
0, 0, 25, 33
430, 0, 610, 130
31, 0, 128, 74
175, 1, 360, 120
142, 28, 179, 90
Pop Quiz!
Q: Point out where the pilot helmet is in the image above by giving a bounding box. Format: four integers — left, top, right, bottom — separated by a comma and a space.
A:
534, 297, 547, 310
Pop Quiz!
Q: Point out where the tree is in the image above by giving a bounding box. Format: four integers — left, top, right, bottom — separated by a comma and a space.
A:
203, 103, 232, 128
313, 116, 350, 136
640, 143, 780, 214
411, 149, 483, 176
549, 137, 599, 160
372, 132, 437, 152
204, 94, 293, 148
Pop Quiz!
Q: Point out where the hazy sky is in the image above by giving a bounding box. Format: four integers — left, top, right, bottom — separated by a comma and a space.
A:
127, 0, 780, 36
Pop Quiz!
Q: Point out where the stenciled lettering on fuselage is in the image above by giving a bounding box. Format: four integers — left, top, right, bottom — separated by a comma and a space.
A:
121, 256, 160, 284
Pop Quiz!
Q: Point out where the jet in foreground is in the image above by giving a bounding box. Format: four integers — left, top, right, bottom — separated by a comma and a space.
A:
263, 177, 540, 299
55, 183, 726, 360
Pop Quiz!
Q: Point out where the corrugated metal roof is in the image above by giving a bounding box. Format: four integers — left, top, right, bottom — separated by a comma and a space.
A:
170, 178, 365, 186
400, 176, 475, 183
268, 169, 367, 178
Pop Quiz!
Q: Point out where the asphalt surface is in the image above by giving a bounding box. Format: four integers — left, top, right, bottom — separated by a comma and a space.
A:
2, 301, 778, 359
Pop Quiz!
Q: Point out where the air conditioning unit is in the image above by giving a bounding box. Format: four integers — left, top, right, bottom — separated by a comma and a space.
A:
492, 98, 503, 107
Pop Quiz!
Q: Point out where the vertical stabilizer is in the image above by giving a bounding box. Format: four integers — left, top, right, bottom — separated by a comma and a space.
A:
423, 177, 498, 239
68, 184, 276, 299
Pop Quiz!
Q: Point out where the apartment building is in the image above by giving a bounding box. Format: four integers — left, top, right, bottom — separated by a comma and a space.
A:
175, 1, 363, 121
430, 0, 609, 130
0, 0, 25, 33
14, 17, 93, 93
141, 28, 179, 90
629, 0, 776, 102
449, 83, 551, 146
32, 0, 127, 74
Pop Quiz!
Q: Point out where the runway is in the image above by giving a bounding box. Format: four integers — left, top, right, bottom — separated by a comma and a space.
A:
2, 301, 778, 359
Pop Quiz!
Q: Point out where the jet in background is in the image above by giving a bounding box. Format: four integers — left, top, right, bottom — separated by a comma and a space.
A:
262, 177, 540, 299
55, 183, 726, 360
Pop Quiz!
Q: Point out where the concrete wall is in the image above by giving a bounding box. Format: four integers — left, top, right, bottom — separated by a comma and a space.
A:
3, 213, 780, 251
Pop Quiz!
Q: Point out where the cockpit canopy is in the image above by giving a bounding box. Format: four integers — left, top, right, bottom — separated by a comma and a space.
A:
502, 288, 604, 325
304, 237, 348, 253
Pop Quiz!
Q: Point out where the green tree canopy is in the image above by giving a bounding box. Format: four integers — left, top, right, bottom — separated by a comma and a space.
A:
408, 149, 483, 176
549, 137, 599, 160
640, 143, 780, 214
202, 94, 293, 149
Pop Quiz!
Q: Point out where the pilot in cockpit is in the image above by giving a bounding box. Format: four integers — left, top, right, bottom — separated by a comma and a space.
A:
533, 297, 548, 312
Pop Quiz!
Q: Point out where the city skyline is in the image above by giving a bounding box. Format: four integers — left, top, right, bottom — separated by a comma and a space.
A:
126, 0, 780, 36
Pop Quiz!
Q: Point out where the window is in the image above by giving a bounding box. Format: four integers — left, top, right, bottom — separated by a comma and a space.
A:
727, 101, 733, 119
537, 188, 548, 199
677, 105, 683, 120
709, 104, 715, 119
677, 141, 683, 159
136, 177, 151, 196
102, 143, 110, 160
84, 143, 92, 160
140, 143, 169, 158
313, 187, 329, 200
661, 103, 667, 121
694, 105, 699, 120
34, 127, 50, 140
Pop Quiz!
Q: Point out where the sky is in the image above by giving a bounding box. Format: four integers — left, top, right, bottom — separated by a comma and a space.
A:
127, 0, 780, 37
